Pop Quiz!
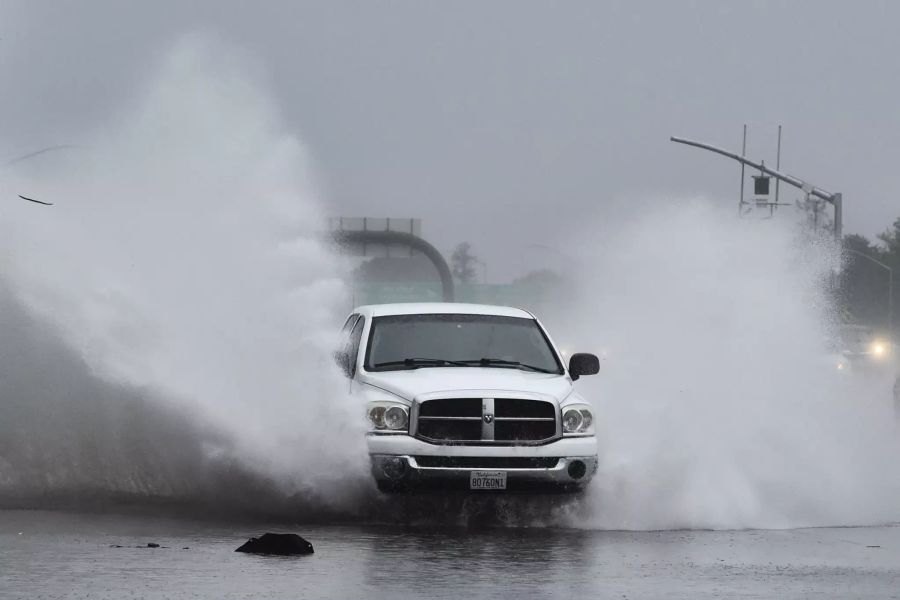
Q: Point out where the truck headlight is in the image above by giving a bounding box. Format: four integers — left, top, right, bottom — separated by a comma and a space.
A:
384, 406, 409, 430
563, 409, 583, 432
367, 402, 409, 432
562, 404, 594, 435
369, 405, 386, 429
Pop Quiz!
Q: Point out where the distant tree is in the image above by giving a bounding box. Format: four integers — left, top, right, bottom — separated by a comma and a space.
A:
877, 217, 900, 262
450, 242, 478, 284
877, 218, 900, 335
839, 233, 892, 330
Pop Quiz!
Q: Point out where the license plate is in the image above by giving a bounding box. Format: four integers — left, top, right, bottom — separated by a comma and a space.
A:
470, 470, 507, 490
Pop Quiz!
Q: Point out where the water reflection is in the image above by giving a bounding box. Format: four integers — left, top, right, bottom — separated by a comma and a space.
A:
5, 510, 900, 599
359, 525, 595, 599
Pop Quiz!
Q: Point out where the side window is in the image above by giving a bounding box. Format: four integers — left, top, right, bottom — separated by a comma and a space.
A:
334, 314, 359, 377
346, 317, 366, 376
341, 314, 360, 334
338, 314, 359, 356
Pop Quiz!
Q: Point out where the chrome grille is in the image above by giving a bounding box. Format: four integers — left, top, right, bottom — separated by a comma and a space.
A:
414, 397, 558, 445
417, 398, 482, 441
494, 398, 556, 442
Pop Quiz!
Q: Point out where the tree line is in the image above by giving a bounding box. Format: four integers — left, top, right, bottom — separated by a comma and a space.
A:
839, 217, 900, 336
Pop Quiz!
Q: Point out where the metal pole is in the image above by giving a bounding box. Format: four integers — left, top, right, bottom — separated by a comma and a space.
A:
739, 125, 747, 216
670, 135, 843, 242
775, 125, 782, 205
671, 136, 834, 201
884, 262, 891, 334
832, 192, 842, 242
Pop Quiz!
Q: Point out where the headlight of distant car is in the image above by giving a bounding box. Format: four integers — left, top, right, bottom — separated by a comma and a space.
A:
562, 403, 594, 435
871, 340, 890, 359
367, 402, 409, 433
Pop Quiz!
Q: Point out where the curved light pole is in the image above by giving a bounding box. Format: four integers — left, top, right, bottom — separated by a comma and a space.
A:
844, 248, 893, 334
670, 136, 842, 242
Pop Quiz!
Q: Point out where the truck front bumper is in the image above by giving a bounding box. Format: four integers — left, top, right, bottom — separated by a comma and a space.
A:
368, 434, 598, 492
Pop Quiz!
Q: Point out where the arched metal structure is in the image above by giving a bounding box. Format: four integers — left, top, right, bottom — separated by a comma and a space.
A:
331, 229, 455, 302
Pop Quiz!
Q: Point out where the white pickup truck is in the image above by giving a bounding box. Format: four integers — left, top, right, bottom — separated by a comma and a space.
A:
335, 303, 600, 492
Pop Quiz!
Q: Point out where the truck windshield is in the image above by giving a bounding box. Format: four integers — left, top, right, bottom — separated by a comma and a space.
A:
365, 313, 563, 373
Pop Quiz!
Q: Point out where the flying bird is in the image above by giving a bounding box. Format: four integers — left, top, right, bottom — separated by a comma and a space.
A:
18, 195, 53, 206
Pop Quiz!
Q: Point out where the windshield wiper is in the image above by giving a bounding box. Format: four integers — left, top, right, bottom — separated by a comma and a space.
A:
373, 358, 469, 369
458, 358, 555, 373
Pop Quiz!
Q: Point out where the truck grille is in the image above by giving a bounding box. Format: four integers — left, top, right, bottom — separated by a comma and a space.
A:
415, 397, 558, 445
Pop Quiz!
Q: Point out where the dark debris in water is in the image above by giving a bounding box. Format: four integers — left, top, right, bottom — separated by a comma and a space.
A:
235, 533, 314, 556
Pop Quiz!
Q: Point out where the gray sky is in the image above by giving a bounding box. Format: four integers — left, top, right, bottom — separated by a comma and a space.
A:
3, 1, 898, 280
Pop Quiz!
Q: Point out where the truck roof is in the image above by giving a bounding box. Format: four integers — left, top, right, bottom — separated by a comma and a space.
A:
352, 302, 534, 319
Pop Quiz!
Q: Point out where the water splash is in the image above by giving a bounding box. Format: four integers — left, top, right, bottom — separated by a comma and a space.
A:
0, 33, 368, 515
3, 34, 899, 531
559, 200, 900, 530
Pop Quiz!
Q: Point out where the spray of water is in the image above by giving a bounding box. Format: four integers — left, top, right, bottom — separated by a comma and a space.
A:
3, 34, 899, 530
0, 33, 368, 515
559, 200, 900, 530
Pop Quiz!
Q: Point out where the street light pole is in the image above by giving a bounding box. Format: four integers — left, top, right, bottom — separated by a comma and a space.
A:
844, 248, 893, 334
670, 136, 843, 242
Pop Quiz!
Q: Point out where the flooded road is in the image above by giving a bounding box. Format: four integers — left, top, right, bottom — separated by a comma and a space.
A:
3, 509, 899, 599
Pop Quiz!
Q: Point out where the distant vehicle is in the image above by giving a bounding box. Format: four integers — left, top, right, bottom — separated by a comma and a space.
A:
835, 324, 896, 373
830, 324, 900, 407
335, 303, 600, 493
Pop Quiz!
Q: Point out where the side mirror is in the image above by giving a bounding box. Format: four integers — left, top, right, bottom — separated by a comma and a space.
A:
568, 353, 599, 381
333, 351, 353, 377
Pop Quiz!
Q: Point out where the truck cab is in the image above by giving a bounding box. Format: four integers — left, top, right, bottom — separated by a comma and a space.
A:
335, 303, 600, 492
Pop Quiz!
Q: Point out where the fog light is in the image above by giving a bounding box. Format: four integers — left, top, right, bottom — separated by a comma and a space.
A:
382, 457, 407, 480
567, 460, 587, 480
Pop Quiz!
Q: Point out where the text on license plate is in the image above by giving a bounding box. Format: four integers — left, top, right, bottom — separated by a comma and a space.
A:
470, 470, 507, 490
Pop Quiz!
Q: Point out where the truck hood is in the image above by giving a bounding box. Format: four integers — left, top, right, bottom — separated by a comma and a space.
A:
359, 367, 573, 403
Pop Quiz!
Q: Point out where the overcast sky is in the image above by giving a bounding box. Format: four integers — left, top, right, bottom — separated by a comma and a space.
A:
2, 1, 898, 280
